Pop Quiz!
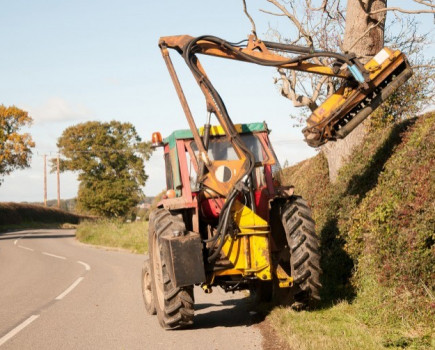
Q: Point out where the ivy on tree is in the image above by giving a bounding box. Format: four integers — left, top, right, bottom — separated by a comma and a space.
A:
0, 105, 35, 185
56, 121, 152, 217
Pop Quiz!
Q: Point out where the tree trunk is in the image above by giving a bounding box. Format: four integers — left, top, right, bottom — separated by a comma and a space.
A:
322, 0, 386, 182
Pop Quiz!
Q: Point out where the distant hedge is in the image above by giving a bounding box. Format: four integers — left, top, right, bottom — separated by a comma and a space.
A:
0, 202, 86, 226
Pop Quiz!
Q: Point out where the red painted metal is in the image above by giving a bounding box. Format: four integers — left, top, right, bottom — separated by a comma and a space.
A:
176, 139, 192, 202
254, 188, 270, 221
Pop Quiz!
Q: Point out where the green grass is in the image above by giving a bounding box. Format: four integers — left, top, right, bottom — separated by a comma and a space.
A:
76, 219, 148, 254
273, 113, 435, 349
269, 272, 434, 350
269, 303, 384, 350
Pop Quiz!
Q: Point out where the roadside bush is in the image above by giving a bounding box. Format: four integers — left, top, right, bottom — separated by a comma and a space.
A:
0, 202, 85, 226
277, 112, 435, 347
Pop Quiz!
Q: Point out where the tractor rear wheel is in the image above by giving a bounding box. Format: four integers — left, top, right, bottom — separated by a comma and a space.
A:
149, 208, 194, 329
281, 196, 321, 309
141, 257, 156, 315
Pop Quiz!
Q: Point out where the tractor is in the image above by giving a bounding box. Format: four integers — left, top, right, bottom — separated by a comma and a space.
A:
141, 34, 412, 329
142, 122, 320, 329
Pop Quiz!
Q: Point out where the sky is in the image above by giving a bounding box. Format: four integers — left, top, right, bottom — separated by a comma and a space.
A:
0, 0, 433, 202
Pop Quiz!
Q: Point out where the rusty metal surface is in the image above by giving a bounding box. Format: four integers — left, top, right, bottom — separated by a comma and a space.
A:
159, 45, 207, 157
161, 197, 197, 210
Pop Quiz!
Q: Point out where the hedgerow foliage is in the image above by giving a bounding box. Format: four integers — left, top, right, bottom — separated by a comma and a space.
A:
0, 202, 84, 226
280, 112, 434, 327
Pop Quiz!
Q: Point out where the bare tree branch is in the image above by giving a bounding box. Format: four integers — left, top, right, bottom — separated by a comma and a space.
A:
267, 0, 314, 47
312, 75, 329, 101
307, 0, 329, 12
413, 0, 435, 8
259, 9, 286, 17
412, 64, 435, 69
242, 0, 257, 39
276, 68, 318, 111
371, 7, 435, 15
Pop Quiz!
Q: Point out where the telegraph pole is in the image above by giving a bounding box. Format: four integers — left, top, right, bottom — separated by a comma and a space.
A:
43, 154, 47, 207
57, 154, 60, 208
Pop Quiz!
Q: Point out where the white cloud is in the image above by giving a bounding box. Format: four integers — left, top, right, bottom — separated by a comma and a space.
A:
27, 97, 94, 124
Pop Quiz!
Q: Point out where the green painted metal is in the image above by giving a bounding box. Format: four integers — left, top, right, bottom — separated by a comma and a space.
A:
163, 122, 267, 149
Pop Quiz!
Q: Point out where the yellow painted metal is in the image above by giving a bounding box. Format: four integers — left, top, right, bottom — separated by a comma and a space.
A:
306, 48, 406, 129
216, 200, 272, 280
201, 284, 213, 293
199, 124, 254, 137
275, 264, 294, 288
214, 268, 247, 277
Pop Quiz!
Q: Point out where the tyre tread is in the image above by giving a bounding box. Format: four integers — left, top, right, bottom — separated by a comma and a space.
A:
149, 208, 194, 329
281, 196, 322, 308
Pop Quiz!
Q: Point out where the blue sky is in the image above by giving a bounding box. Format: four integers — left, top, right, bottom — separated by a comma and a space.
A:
0, 1, 433, 202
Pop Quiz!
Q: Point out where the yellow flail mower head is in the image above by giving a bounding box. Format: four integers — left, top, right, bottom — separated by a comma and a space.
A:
303, 48, 412, 147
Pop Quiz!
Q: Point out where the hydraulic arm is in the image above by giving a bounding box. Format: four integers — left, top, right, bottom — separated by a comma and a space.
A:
159, 34, 412, 193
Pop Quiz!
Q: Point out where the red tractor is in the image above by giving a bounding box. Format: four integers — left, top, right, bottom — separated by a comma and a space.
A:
142, 122, 320, 329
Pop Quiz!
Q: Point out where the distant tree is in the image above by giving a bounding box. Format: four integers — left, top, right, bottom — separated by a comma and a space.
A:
56, 121, 152, 217
0, 105, 35, 185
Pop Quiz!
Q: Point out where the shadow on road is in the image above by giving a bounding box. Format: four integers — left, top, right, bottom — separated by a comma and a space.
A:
190, 297, 266, 329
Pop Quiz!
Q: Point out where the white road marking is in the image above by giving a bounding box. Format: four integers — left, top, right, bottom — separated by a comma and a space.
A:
18, 245, 34, 252
42, 252, 66, 260
77, 260, 91, 271
14, 239, 18, 245
0, 315, 40, 346
55, 277, 84, 300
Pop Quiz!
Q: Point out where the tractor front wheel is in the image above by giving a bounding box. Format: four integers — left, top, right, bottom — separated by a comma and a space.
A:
141, 257, 156, 315
149, 208, 194, 329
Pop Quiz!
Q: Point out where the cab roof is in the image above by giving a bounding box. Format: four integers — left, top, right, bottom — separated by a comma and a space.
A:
163, 122, 268, 149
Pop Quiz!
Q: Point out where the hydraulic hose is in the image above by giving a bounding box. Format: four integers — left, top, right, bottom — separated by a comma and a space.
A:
203, 187, 238, 244
190, 35, 355, 70
182, 36, 256, 179
207, 190, 238, 263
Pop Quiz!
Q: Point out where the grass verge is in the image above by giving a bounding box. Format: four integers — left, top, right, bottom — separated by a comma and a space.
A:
269, 273, 434, 350
268, 303, 383, 350
76, 219, 148, 254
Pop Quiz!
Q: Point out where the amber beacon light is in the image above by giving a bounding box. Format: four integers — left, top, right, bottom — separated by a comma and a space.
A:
151, 132, 163, 148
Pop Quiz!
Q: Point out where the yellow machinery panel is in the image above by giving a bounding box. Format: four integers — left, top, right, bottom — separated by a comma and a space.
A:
215, 200, 272, 280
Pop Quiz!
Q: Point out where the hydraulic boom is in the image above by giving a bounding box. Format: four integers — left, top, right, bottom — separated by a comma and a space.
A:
159, 34, 412, 194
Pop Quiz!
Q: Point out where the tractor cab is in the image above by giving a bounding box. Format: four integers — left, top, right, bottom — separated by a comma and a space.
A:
157, 122, 282, 221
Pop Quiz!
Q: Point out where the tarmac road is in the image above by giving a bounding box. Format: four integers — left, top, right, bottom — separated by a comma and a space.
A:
0, 229, 263, 349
